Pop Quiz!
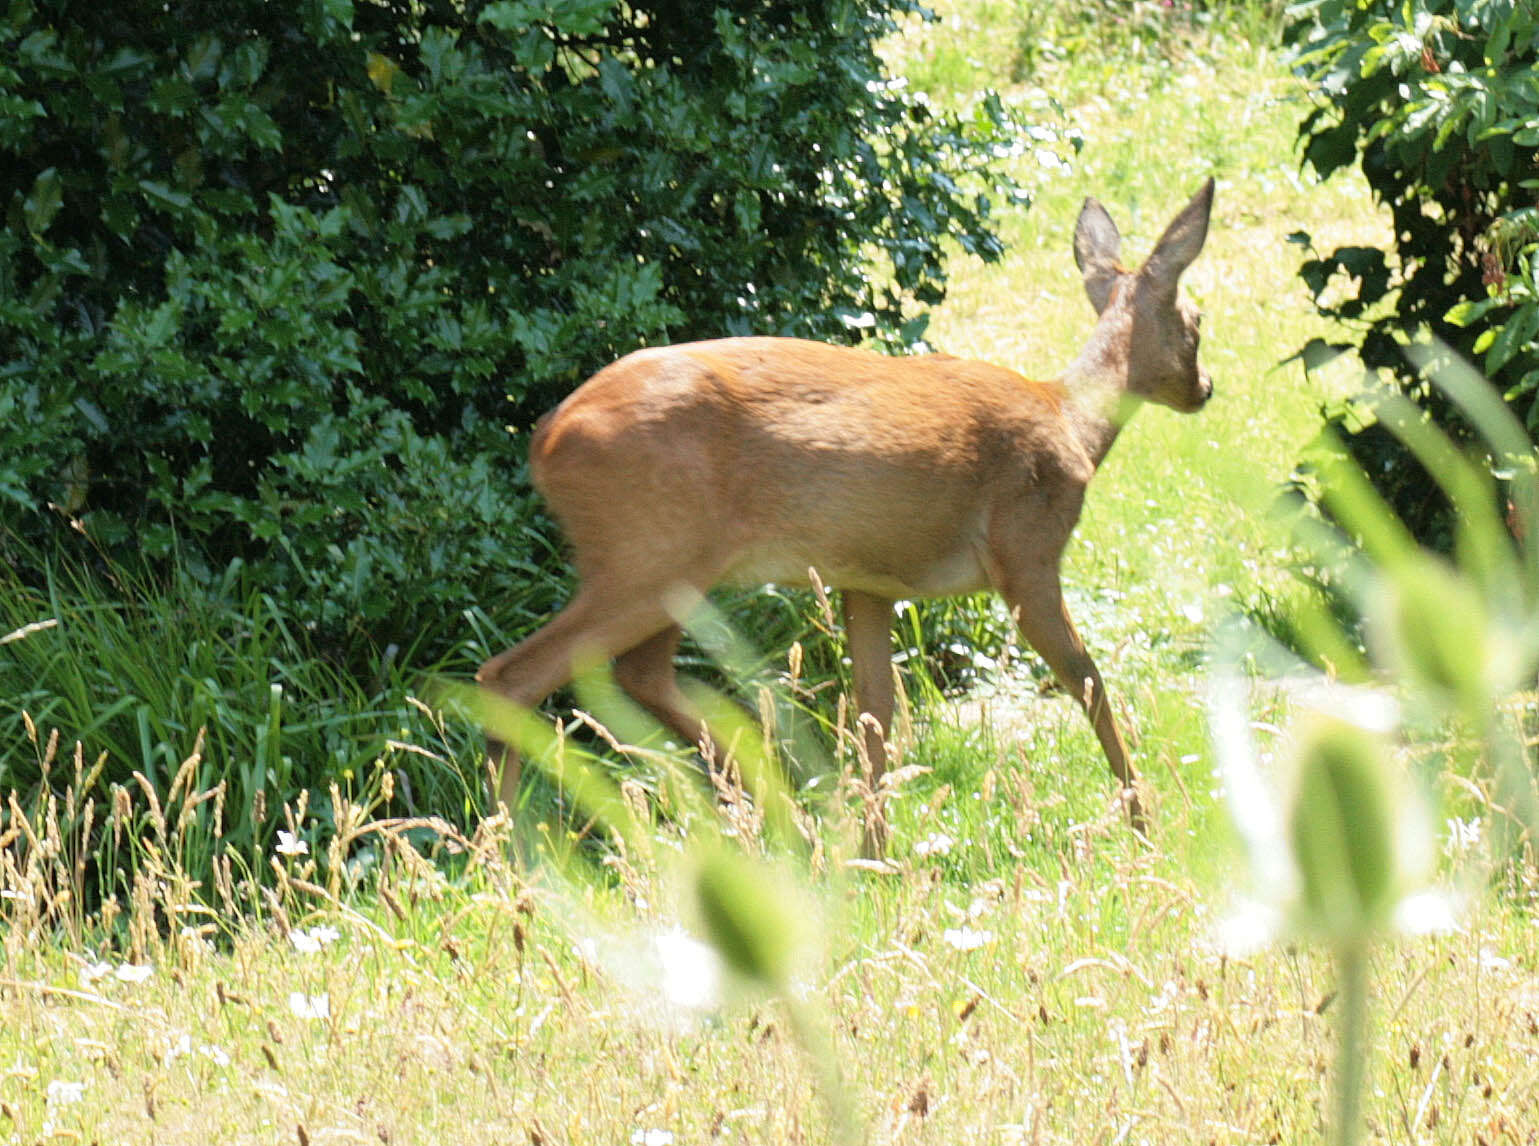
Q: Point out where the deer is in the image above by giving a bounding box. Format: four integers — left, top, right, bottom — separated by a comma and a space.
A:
477, 178, 1215, 846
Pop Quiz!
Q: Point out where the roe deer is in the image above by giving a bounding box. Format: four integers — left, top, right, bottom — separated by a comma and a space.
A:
478, 178, 1216, 841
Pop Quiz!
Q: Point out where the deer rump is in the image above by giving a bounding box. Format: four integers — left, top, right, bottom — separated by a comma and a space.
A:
531, 337, 1086, 603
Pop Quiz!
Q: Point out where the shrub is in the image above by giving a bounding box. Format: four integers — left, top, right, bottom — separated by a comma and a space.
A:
1286, 0, 1539, 549
0, 0, 1038, 665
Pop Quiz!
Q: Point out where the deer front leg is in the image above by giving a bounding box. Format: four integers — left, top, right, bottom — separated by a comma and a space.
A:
1001, 570, 1147, 835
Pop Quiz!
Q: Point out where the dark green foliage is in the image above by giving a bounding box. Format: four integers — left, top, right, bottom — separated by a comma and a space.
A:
1286, 0, 1539, 548
0, 0, 1028, 665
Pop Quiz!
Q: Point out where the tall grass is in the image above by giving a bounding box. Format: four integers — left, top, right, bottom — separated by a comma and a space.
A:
0, 554, 490, 929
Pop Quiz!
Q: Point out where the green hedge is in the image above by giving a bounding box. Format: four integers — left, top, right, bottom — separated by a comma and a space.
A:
1, 0, 1038, 665
1288, 0, 1539, 548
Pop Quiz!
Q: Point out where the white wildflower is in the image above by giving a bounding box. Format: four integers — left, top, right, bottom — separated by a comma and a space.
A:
1444, 816, 1482, 858
290, 929, 321, 955
200, 1044, 231, 1067
42, 1078, 85, 1137
653, 927, 724, 1013
1395, 888, 1463, 937
163, 1033, 193, 1066
288, 992, 330, 1020
45, 1080, 85, 1107
275, 830, 309, 857
1478, 946, 1513, 972
1213, 896, 1286, 958
289, 925, 341, 954
78, 960, 112, 987
114, 962, 153, 983
913, 831, 955, 859
941, 926, 993, 952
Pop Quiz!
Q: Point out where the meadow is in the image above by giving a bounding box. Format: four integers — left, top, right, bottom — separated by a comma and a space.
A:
5, 5, 1539, 1144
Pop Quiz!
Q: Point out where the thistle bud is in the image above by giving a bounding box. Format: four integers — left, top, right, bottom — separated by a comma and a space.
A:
692, 848, 796, 993
1288, 714, 1398, 942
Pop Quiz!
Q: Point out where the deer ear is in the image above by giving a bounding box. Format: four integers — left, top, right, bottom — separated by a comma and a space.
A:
1141, 177, 1214, 294
1073, 197, 1122, 314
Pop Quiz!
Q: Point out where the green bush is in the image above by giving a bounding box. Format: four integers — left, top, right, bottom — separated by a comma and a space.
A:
1287, 0, 1539, 548
0, 0, 1037, 665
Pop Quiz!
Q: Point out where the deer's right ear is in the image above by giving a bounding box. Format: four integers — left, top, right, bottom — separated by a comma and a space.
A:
1141, 177, 1214, 296
1073, 197, 1123, 315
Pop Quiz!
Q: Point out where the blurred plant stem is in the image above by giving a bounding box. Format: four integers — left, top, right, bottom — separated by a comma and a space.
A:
1333, 941, 1369, 1146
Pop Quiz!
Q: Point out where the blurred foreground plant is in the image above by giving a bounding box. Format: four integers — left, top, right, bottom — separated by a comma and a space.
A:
465, 606, 873, 1144
1212, 682, 1449, 1146
1215, 343, 1539, 1145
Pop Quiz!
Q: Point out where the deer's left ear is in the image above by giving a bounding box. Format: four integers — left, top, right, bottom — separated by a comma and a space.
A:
1141, 177, 1214, 295
1074, 197, 1123, 315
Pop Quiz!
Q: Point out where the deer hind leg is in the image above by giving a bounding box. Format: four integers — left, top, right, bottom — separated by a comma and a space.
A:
1001, 569, 1147, 834
476, 585, 680, 809
611, 623, 712, 752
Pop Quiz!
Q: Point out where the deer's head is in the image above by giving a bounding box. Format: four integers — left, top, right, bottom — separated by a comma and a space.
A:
1073, 178, 1214, 414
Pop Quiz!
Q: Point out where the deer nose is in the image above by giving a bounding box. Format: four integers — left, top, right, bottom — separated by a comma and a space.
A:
1195, 368, 1214, 407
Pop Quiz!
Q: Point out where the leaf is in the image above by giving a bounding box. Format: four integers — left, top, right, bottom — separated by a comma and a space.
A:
74, 397, 110, 434
1286, 337, 1353, 373
18, 29, 73, 79
185, 35, 224, 82
1485, 302, 1539, 374
148, 74, 198, 116
24, 166, 62, 235
556, 0, 618, 36
597, 56, 633, 115
138, 179, 193, 214
476, 1, 532, 31
240, 104, 283, 152
366, 51, 402, 96
1445, 297, 1500, 328
321, 0, 353, 30
99, 46, 156, 79
478, 0, 615, 37
1303, 119, 1359, 178
511, 27, 554, 72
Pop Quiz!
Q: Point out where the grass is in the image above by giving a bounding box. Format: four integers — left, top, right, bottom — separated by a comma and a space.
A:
4, 5, 1539, 1143
4, 792, 1538, 1143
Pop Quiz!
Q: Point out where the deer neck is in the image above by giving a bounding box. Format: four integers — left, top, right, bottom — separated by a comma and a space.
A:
1059, 320, 1142, 469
